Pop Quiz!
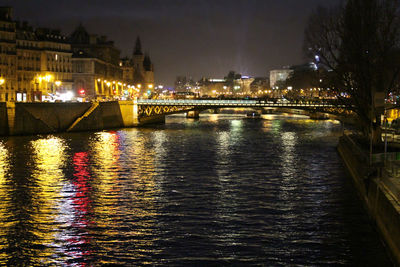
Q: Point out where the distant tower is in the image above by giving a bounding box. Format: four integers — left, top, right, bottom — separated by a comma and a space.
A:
134, 36, 143, 55
133, 36, 144, 70
143, 53, 153, 72
144, 53, 154, 84
133, 36, 145, 85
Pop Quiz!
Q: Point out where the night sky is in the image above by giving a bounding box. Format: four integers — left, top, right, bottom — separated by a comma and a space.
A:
3, 0, 341, 86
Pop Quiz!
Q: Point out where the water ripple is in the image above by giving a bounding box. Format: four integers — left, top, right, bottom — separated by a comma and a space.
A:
0, 115, 392, 266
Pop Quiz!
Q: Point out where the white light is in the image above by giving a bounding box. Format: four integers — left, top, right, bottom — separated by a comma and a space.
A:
59, 91, 74, 102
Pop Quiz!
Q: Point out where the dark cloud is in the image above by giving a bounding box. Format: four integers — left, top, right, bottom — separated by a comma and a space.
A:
2, 0, 341, 86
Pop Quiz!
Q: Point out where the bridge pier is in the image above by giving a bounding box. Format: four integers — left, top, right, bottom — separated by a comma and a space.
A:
186, 110, 200, 119
139, 114, 166, 125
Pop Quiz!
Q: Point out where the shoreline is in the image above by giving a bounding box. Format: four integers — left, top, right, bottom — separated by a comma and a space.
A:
338, 134, 400, 265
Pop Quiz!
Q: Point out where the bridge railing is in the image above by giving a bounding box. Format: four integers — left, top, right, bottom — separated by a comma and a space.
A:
137, 99, 345, 107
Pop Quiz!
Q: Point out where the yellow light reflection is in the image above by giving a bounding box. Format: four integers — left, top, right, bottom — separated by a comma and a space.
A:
279, 131, 298, 196
30, 137, 66, 263
0, 142, 10, 261
91, 132, 121, 223
0, 142, 8, 184
90, 130, 158, 255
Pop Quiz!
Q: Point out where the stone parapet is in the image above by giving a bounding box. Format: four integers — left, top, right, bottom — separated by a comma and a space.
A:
338, 135, 400, 265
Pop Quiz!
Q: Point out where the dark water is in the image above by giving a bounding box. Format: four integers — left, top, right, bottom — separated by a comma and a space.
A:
0, 114, 392, 266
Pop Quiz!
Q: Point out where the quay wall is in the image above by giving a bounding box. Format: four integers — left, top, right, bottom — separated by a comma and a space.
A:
0, 103, 7, 135
0, 101, 144, 136
338, 135, 400, 265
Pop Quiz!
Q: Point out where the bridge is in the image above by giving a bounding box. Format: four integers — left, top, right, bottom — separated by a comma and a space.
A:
135, 99, 350, 122
0, 99, 352, 135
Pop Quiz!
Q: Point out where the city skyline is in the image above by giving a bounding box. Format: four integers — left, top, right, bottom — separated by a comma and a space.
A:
3, 0, 341, 86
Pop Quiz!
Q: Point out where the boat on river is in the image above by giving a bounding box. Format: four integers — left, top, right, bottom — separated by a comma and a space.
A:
246, 111, 261, 118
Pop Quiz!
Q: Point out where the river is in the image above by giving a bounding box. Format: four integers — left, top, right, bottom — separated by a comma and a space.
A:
0, 113, 392, 265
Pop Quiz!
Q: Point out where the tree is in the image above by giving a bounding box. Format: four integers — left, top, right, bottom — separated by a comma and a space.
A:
304, 0, 400, 144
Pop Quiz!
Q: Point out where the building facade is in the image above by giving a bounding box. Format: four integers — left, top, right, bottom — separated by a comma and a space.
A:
69, 24, 125, 100
0, 7, 16, 101
35, 28, 73, 101
121, 37, 154, 97
269, 68, 293, 89
70, 27, 155, 100
0, 7, 73, 102
0, 7, 155, 102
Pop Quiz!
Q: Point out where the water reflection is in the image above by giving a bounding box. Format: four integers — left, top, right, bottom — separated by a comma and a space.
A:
0, 142, 10, 262
0, 137, 67, 265
30, 137, 66, 264
280, 131, 297, 178
0, 115, 392, 265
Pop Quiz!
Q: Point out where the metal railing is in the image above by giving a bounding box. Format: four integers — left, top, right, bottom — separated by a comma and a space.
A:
137, 99, 347, 108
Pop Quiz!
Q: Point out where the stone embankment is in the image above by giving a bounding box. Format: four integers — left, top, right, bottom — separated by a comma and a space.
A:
0, 101, 143, 136
338, 135, 400, 265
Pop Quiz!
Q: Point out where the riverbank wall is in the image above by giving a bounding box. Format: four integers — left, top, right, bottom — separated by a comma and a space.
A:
338, 135, 400, 265
0, 102, 7, 136
0, 101, 148, 136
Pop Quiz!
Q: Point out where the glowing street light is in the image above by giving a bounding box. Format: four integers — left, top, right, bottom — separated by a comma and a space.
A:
0, 77, 5, 85
44, 74, 53, 82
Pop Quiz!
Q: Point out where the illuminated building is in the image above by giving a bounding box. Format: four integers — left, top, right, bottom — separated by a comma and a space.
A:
33, 28, 73, 101
16, 22, 41, 101
250, 77, 270, 94
197, 78, 226, 96
0, 8, 155, 102
174, 76, 196, 92
269, 68, 293, 88
17, 26, 73, 102
197, 75, 255, 96
0, 7, 16, 102
120, 37, 155, 97
239, 76, 255, 95
69, 24, 123, 100
0, 7, 73, 102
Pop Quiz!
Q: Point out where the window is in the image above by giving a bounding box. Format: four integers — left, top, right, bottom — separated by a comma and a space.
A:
76, 62, 83, 73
